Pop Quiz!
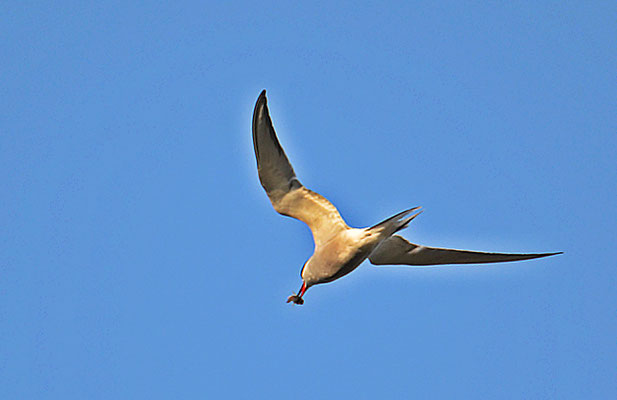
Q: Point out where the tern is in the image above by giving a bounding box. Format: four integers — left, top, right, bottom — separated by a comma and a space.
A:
252, 90, 561, 305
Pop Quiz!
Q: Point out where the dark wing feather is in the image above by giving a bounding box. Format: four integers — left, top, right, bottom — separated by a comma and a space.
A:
369, 235, 561, 266
252, 90, 348, 247
252, 90, 300, 202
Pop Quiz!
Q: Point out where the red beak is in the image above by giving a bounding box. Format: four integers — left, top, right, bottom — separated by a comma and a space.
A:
286, 282, 308, 304
298, 281, 307, 297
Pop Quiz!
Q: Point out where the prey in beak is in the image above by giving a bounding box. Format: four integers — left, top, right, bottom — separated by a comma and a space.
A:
286, 281, 307, 305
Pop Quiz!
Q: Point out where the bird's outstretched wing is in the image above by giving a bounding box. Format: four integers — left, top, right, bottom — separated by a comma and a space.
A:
369, 235, 561, 266
252, 90, 348, 247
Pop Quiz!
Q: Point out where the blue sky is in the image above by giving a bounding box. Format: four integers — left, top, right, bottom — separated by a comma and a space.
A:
2, 1, 615, 398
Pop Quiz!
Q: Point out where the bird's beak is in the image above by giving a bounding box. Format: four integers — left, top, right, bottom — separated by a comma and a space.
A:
298, 281, 307, 297
286, 281, 308, 305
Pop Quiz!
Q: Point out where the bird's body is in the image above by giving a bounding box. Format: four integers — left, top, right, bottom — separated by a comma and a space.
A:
252, 90, 561, 305
304, 228, 377, 285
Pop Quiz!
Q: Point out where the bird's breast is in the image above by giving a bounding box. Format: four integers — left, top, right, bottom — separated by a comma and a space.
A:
307, 229, 377, 284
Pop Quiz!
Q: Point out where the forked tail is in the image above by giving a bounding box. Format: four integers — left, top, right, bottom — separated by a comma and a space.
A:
369, 206, 422, 237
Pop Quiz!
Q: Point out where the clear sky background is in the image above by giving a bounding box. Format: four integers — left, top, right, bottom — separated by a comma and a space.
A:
2, 2, 616, 399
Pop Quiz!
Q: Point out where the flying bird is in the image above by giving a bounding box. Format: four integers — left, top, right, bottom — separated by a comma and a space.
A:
252, 90, 561, 305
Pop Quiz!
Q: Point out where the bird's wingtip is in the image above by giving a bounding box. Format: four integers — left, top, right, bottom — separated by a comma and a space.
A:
254, 90, 268, 111
253, 90, 268, 125
539, 251, 563, 258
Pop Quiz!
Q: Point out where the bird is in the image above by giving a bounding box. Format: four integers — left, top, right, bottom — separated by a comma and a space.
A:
252, 90, 561, 305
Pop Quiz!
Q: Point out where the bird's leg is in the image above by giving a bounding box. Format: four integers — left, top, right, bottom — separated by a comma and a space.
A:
286, 281, 307, 305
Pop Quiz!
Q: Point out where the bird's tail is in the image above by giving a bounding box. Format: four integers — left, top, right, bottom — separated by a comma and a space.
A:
369, 206, 422, 237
